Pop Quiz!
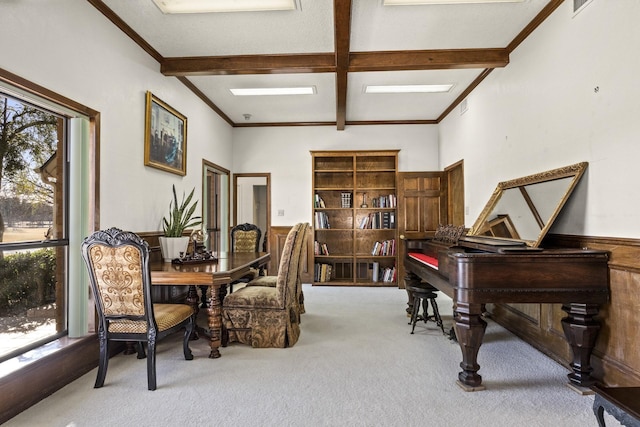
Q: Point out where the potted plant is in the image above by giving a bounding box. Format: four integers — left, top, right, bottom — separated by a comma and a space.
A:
159, 185, 202, 262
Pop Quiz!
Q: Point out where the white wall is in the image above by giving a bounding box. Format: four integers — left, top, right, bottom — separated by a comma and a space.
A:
9, 1, 628, 240
439, 0, 640, 239
1, 0, 232, 233
232, 125, 439, 226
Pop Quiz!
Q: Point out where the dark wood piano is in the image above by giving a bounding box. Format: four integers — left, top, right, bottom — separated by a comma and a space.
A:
402, 163, 610, 391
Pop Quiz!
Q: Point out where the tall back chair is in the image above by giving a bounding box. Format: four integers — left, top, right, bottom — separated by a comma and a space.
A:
222, 222, 309, 348
228, 223, 263, 292
230, 223, 262, 253
82, 227, 195, 390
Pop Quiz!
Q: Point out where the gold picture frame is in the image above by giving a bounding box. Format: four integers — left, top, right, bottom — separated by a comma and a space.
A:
467, 162, 588, 247
144, 91, 187, 176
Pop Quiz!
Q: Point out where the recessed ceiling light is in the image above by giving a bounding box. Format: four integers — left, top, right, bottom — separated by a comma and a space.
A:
364, 84, 453, 94
383, 0, 524, 5
230, 87, 316, 96
152, 0, 297, 14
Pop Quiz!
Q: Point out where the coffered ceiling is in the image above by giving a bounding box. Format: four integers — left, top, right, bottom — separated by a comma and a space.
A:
90, 0, 562, 130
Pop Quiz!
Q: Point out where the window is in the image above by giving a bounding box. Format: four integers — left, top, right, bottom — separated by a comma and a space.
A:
0, 80, 94, 363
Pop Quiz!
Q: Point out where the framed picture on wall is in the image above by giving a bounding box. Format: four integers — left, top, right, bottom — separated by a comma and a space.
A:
144, 91, 187, 176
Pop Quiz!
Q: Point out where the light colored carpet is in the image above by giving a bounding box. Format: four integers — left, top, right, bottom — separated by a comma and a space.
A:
6, 285, 617, 426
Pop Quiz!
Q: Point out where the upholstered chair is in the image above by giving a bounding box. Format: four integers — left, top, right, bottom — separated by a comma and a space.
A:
222, 222, 309, 348
81, 227, 195, 390
228, 223, 263, 291
245, 225, 307, 316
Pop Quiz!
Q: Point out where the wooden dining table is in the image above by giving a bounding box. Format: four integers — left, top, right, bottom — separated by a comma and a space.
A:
150, 252, 270, 358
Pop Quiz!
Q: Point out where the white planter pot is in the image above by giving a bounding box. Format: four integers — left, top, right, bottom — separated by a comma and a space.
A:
158, 236, 190, 262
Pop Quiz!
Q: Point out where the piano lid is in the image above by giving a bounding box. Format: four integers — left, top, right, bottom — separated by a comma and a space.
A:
467, 162, 588, 248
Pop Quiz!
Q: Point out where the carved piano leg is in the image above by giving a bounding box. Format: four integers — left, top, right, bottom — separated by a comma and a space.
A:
561, 303, 602, 388
404, 272, 422, 316
454, 302, 487, 391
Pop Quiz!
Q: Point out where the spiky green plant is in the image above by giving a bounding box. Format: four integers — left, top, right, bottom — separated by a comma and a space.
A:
162, 185, 202, 237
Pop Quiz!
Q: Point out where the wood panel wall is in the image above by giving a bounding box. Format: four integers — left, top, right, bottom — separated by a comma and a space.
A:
491, 233, 640, 387
3, 230, 637, 424
268, 225, 312, 283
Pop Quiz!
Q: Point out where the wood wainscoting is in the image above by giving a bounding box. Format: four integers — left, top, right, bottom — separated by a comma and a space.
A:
268, 225, 312, 284
491, 233, 640, 387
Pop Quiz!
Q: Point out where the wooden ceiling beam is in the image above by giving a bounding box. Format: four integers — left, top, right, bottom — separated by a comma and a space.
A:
160, 48, 508, 76
349, 49, 509, 72
334, 0, 352, 131
161, 54, 336, 76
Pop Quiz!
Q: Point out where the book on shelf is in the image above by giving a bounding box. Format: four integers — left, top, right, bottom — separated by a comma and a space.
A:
314, 211, 330, 229
358, 211, 395, 229
382, 212, 390, 229
371, 239, 396, 256
372, 261, 379, 282
370, 194, 397, 209
314, 263, 333, 282
314, 240, 330, 255
381, 266, 396, 283
314, 193, 326, 208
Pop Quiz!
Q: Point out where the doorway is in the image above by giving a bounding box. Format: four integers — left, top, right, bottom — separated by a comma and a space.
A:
233, 173, 270, 253
202, 160, 230, 255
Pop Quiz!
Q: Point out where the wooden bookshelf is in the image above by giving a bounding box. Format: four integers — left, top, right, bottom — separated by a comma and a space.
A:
311, 150, 398, 286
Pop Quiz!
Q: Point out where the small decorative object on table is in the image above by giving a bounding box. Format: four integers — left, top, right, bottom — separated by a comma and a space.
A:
171, 250, 217, 265
171, 228, 216, 264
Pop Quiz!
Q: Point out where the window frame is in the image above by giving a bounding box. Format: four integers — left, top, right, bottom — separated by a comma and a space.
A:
0, 67, 100, 362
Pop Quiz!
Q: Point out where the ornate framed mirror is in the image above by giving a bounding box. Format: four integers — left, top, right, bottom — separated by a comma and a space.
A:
467, 162, 588, 247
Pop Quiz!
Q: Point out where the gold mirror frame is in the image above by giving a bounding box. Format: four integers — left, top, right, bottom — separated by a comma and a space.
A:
468, 162, 588, 247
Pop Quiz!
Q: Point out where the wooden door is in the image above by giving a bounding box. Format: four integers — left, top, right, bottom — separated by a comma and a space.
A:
397, 172, 448, 288
445, 160, 465, 226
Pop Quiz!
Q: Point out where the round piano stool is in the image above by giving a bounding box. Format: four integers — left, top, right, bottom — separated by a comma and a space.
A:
406, 282, 444, 335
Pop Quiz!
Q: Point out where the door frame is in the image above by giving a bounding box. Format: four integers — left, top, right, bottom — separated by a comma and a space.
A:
233, 172, 271, 253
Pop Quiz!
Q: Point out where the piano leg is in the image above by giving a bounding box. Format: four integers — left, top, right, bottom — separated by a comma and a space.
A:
404, 272, 421, 316
561, 303, 602, 388
454, 302, 487, 391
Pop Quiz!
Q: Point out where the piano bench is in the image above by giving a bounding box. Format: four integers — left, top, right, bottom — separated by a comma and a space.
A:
406, 282, 444, 335
592, 385, 640, 427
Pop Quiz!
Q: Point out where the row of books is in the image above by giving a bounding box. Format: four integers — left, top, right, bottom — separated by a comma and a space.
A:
371, 239, 396, 256
358, 211, 396, 229
314, 211, 330, 229
371, 262, 396, 283
314, 263, 333, 282
314, 240, 330, 255
315, 193, 392, 209
370, 194, 397, 209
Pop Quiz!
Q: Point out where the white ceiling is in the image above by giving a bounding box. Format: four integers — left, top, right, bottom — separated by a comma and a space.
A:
94, 0, 556, 129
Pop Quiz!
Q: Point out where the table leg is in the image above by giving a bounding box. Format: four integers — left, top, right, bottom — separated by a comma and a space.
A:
561, 303, 601, 387
206, 284, 228, 358
454, 302, 487, 391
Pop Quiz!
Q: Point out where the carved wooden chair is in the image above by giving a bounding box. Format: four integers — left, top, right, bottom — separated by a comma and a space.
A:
228, 223, 263, 291
222, 222, 309, 348
81, 227, 195, 390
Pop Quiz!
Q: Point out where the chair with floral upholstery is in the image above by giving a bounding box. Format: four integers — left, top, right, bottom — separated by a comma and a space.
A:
81, 227, 195, 390
244, 225, 307, 317
222, 222, 309, 348
228, 223, 263, 291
